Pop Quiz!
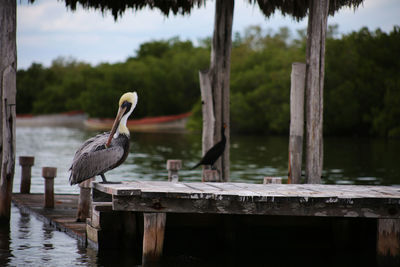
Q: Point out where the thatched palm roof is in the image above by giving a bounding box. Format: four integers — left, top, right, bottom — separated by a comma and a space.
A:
29, 0, 364, 20
255, 0, 364, 20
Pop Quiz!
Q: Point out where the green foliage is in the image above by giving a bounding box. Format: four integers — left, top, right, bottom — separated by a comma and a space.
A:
324, 26, 400, 137
16, 26, 400, 137
17, 38, 209, 118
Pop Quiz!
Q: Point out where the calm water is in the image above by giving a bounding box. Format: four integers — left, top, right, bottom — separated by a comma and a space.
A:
2, 126, 400, 266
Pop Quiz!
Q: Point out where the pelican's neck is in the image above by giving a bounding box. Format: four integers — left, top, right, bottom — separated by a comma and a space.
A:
114, 113, 131, 139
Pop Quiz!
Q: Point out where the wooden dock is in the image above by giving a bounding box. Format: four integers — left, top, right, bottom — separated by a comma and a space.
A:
90, 181, 400, 266
93, 181, 400, 218
8, 182, 400, 266
11, 193, 86, 245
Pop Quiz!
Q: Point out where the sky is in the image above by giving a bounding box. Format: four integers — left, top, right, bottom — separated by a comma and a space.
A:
17, 0, 400, 70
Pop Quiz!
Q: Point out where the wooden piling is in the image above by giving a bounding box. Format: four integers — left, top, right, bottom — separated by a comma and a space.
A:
198, 0, 234, 182
142, 213, 166, 265
166, 160, 181, 182
263, 177, 282, 184
42, 167, 57, 208
0, 0, 17, 223
76, 178, 94, 222
19, 156, 34, 194
377, 218, 400, 266
288, 63, 306, 184
305, 0, 329, 184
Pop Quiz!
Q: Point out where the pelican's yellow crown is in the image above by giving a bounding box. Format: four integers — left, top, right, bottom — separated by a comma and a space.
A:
119, 91, 138, 107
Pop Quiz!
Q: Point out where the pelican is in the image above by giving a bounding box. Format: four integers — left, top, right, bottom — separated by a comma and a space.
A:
69, 92, 138, 185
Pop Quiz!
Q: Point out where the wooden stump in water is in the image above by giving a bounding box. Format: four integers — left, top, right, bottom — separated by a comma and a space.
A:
202, 169, 220, 182
263, 177, 282, 184
42, 167, 57, 208
167, 160, 181, 182
19, 156, 34, 194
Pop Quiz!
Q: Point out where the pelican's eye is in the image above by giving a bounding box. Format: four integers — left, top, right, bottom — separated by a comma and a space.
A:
121, 101, 132, 115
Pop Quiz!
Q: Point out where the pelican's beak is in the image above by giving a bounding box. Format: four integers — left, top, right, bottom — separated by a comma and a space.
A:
106, 105, 127, 147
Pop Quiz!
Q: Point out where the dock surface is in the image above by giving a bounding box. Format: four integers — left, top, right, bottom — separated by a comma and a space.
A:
93, 181, 400, 218
11, 193, 86, 244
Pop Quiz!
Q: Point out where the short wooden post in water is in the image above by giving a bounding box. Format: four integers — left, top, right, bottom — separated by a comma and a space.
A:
142, 213, 166, 265
166, 160, 181, 182
202, 169, 220, 182
42, 167, 57, 208
19, 156, 34, 194
288, 63, 306, 184
76, 178, 94, 222
263, 177, 282, 184
377, 218, 400, 267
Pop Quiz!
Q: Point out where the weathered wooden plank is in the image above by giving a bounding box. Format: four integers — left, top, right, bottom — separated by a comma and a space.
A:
112, 193, 400, 218
95, 181, 400, 200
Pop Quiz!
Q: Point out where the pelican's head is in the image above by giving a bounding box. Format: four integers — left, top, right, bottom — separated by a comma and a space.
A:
106, 92, 138, 147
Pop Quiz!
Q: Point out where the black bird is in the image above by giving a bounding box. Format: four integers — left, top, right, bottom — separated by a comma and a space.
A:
191, 124, 226, 170
69, 92, 138, 185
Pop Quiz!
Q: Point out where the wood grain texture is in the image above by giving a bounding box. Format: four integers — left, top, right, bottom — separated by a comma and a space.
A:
289, 63, 306, 184
377, 219, 400, 266
142, 213, 166, 265
305, 0, 329, 184
198, 0, 234, 182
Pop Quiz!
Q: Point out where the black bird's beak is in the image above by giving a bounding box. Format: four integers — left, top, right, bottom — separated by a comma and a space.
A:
106, 105, 127, 147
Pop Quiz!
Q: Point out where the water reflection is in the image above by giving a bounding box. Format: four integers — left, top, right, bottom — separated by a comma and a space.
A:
13, 127, 400, 193
4, 127, 400, 265
0, 205, 98, 266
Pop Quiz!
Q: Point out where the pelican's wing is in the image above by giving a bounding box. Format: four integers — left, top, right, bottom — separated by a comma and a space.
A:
69, 133, 123, 185
73, 132, 109, 157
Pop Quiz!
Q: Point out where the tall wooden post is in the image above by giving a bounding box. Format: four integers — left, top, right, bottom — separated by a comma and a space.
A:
199, 0, 234, 182
305, 0, 329, 184
288, 63, 306, 184
0, 0, 17, 223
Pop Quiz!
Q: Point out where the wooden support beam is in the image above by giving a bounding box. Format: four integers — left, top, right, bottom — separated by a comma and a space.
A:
42, 167, 57, 208
288, 63, 306, 184
199, 0, 234, 182
377, 219, 400, 267
142, 213, 166, 266
166, 160, 181, 182
0, 0, 17, 223
19, 156, 34, 194
305, 0, 329, 184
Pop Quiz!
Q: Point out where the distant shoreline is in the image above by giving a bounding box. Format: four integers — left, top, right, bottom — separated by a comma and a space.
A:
16, 111, 191, 133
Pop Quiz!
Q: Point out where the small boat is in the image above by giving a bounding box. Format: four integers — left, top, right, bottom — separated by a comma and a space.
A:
84, 112, 192, 132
